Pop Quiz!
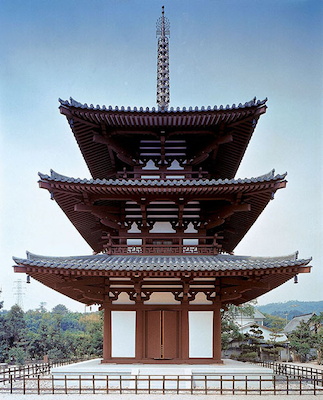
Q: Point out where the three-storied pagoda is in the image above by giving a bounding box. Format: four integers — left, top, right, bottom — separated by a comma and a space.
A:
13, 8, 311, 364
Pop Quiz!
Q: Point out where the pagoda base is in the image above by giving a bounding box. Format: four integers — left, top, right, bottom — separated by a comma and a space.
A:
51, 358, 273, 390
101, 357, 223, 364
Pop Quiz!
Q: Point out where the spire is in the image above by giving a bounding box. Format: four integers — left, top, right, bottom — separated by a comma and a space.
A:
156, 6, 170, 111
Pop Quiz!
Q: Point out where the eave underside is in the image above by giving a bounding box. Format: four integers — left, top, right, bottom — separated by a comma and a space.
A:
13, 254, 311, 307
38, 173, 286, 254
59, 99, 267, 180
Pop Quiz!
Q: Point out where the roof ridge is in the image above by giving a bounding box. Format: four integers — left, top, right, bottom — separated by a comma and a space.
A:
13, 252, 312, 265
39, 170, 287, 185
58, 96, 268, 113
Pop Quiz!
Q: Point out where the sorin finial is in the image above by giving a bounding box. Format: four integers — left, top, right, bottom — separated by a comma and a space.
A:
156, 6, 170, 111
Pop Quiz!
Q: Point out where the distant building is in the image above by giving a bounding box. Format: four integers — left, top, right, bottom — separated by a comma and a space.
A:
234, 309, 266, 328
283, 313, 316, 334
240, 323, 288, 343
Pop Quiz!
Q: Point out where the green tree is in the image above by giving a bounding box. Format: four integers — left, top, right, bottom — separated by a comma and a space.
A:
310, 313, 323, 364
5, 305, 25, 347
263, 313, 286, 331
2, 305, 27, 363
289, 320, 314, 362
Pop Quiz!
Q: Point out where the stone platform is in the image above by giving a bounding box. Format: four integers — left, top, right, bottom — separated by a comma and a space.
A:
51, 359, 273, 390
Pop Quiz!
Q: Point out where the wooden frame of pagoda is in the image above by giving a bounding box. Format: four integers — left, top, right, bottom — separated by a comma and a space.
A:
13, 96, 312, 364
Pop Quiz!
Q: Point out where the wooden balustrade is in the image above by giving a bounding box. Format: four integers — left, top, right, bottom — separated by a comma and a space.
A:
105, 244, 218, 255
116, 168, 209, 179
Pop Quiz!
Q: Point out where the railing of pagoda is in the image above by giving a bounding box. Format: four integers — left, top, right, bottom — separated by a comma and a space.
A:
116, 168, 209, 180
106, 245, 218, 255
103, 235, 221, 255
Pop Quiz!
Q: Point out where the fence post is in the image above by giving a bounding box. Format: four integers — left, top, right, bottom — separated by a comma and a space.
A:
10, 374, 13, 394
119, 375, 122, 394
273, 374, 276, 395
37, 375, 40, 395
286, 375, 289, 395
92, 374, 95, 394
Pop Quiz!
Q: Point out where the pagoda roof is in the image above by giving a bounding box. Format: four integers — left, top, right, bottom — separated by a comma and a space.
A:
59, 97, 267, 180
38, 170, 287, 254
39, 169, 286, 188
59, 96, 267, 115
13, 251, 310, 273
13, 252, 311, 305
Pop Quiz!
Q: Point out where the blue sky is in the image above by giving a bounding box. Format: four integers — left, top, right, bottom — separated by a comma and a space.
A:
1, 0, 322, 311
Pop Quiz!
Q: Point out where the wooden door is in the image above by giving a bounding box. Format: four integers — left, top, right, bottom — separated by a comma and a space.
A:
145, 310, 179, 359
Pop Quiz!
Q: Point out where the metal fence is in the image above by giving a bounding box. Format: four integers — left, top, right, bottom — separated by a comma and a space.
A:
1, 374, 323, 395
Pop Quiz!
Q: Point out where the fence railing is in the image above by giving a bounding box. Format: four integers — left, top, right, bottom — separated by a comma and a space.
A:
258, 361, 323, 387
0, 359, 87, 384
1, 374, 322, 395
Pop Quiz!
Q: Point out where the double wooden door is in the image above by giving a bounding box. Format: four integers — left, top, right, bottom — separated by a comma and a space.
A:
145, 310, 179, 359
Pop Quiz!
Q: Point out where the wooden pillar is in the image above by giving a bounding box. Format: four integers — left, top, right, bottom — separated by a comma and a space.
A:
181, 304, 189, 360
135, 307, 144, 360
213, 302, 222, 362
103, 307, 112, 361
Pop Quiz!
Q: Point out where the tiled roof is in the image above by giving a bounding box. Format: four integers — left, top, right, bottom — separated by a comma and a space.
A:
39, 169, 286, 187
13, 252, 311, 273
38, 169, 287, 254
283, 313, 315, 334
58, 96, 268, 181
59, 97, 268, 113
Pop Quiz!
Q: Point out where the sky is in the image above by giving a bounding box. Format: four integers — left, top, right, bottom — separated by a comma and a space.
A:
0, 0, 322, 312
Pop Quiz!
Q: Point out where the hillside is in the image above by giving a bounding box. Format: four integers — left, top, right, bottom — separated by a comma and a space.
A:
257, 300, 323, 321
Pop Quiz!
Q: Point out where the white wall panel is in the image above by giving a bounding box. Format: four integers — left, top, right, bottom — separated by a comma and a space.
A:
189, 311, 213, 358
111, 311, 136, 357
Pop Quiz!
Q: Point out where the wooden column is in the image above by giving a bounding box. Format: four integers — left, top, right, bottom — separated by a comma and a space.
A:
181, 304, 189, 360
135, 307, 144, 360
103, 306, 112, 361
213, 302, 222, 362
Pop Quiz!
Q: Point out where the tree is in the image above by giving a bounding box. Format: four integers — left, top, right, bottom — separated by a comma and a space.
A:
310, 313, 323, 364
263, 313, 286, 331
5, 305, 25, 347
289, 320, 314, 362
52, 304, 69, 315
2, 305, 27, 364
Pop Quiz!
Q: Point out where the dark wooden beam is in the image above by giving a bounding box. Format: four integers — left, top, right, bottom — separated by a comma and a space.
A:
93, 134, 136, 166
190, 134, 233, 165
206, 203, 250, 229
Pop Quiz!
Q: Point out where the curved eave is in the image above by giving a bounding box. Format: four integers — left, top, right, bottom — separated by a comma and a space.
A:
13, 253, 311, 306
38, 173, 286, 198
38, 172, 287, 254
59, 97, 267, 180
59, 96, 267, 116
